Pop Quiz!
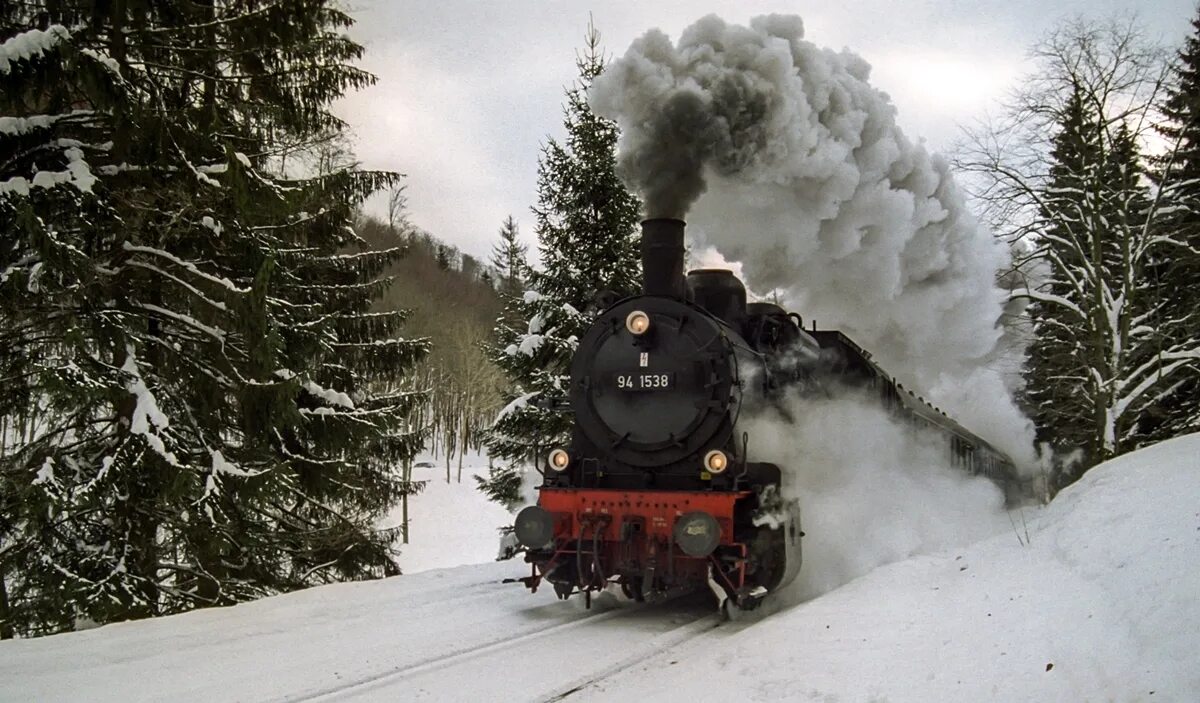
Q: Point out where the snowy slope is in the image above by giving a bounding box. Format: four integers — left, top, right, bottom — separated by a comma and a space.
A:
1, 435, 1197, 702
575, 433, 1200, 702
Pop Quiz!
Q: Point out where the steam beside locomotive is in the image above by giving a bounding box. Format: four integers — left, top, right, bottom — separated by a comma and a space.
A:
512, 218, 1017, 613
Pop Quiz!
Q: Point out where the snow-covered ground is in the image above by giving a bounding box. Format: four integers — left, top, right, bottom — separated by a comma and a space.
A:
1, 435, 1197, 702
384, 451, 515, 574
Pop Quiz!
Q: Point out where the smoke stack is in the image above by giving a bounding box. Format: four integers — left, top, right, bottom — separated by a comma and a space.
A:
641, 218, 686, 298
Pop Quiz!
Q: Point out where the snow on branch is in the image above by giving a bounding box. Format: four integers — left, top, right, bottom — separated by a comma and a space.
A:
79, 48, 121, 76
121, 348, 179, 466
0, 147, 97, 196
1009, 287, 1086, 319
210, 449, 260, 477
0, 110, 94, 136
125, 261, 228, 311
493, 392, 537, 426
0, 25, 70, 75
122, 242, 248, 293
507, 334, 543, 357
200, 216, 223, 236
1112, 357, 1199, 423
133, 303, 226, 343
301, 379, 355, 409
329, 337, 421, 349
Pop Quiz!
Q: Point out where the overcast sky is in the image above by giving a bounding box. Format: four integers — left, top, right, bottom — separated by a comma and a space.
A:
334, 1, 1197, 263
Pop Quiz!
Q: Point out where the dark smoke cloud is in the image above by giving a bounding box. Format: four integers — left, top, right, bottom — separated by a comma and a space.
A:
592, 14, 850, 219
591, 14, 1034, 464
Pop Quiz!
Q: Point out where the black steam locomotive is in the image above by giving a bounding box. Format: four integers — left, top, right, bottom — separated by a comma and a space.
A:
512, 218, 1017, 613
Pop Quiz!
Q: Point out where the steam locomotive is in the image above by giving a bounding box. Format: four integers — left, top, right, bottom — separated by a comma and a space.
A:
511, 219, 1017, 613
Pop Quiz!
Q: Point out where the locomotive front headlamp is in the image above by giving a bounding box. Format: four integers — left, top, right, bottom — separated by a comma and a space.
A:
548, 448, 570, 472
704, 449, 729, 474
625, 310, 650, 335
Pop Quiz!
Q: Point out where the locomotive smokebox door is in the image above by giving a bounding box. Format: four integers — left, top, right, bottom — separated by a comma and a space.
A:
569, 296, 737, 469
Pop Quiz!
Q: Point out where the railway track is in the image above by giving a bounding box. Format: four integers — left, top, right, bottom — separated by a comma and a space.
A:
289, 594, 719, 702
539, 613, 722, 701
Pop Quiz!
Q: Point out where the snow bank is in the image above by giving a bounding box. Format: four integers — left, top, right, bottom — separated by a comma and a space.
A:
0, 456, 519, 702
0, 561, 537, 703
576, 433, 1200, 701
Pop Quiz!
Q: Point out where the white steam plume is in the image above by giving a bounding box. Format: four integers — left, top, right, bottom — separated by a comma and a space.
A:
591, 14, 1034, 464
749, 394, 1010, 602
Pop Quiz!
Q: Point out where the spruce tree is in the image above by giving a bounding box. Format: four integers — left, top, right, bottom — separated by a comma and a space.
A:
435, 244, 453, 271
479, 22, 641, 507
1024, 90, 1107, 467
0, 2, 426, 637
1023, 85, 1187, 482
1150, 9, 1200, 441
961, 19, 1200, 487
489, 215, 528, 297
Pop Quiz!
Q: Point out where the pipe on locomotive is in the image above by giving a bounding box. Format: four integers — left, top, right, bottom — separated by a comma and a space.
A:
640, 218, 687, 299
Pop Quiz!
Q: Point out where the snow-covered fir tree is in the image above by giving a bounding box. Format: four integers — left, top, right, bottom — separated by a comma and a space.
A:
1150, 8, 1200, 441
1022, 92, 1096, 461
479, 22, 641, 507
1003, 22, 1200, 482
1023, 95, 1152, 480
961, 18, 1200, 486
0, 2, 426, 637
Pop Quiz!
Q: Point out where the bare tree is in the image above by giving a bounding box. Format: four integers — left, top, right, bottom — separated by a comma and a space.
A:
957, 17, 1200, 475
273, 127, 359, 178
387, 184, 412, 236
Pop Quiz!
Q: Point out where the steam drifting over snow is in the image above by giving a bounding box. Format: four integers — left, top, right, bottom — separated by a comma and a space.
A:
591, 14, 1033, 462
748, 394, 1009, 602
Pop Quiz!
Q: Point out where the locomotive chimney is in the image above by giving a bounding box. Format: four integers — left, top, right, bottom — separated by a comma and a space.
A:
640, 218, 686, 299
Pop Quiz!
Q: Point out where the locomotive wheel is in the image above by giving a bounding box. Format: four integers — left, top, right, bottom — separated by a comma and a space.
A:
620, 580, 645, 602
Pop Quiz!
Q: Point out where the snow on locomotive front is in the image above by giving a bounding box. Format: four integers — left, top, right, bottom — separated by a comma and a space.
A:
511, 219, 802, 612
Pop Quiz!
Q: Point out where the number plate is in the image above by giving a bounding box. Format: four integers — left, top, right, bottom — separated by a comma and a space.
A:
612, 372, 674, 392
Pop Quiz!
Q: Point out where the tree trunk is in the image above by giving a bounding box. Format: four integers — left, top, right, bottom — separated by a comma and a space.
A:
0, 566, 14, 639
401, 458, 411, 544
457, 439, 465, 483
456, 407, 467, 483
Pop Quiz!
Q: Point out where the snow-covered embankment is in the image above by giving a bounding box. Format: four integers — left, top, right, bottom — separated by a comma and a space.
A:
575, 434, 1200, 701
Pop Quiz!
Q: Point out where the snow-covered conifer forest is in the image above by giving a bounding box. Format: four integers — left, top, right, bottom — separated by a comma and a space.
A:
2, 3, 1199, 701
0, 0, 437, 637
